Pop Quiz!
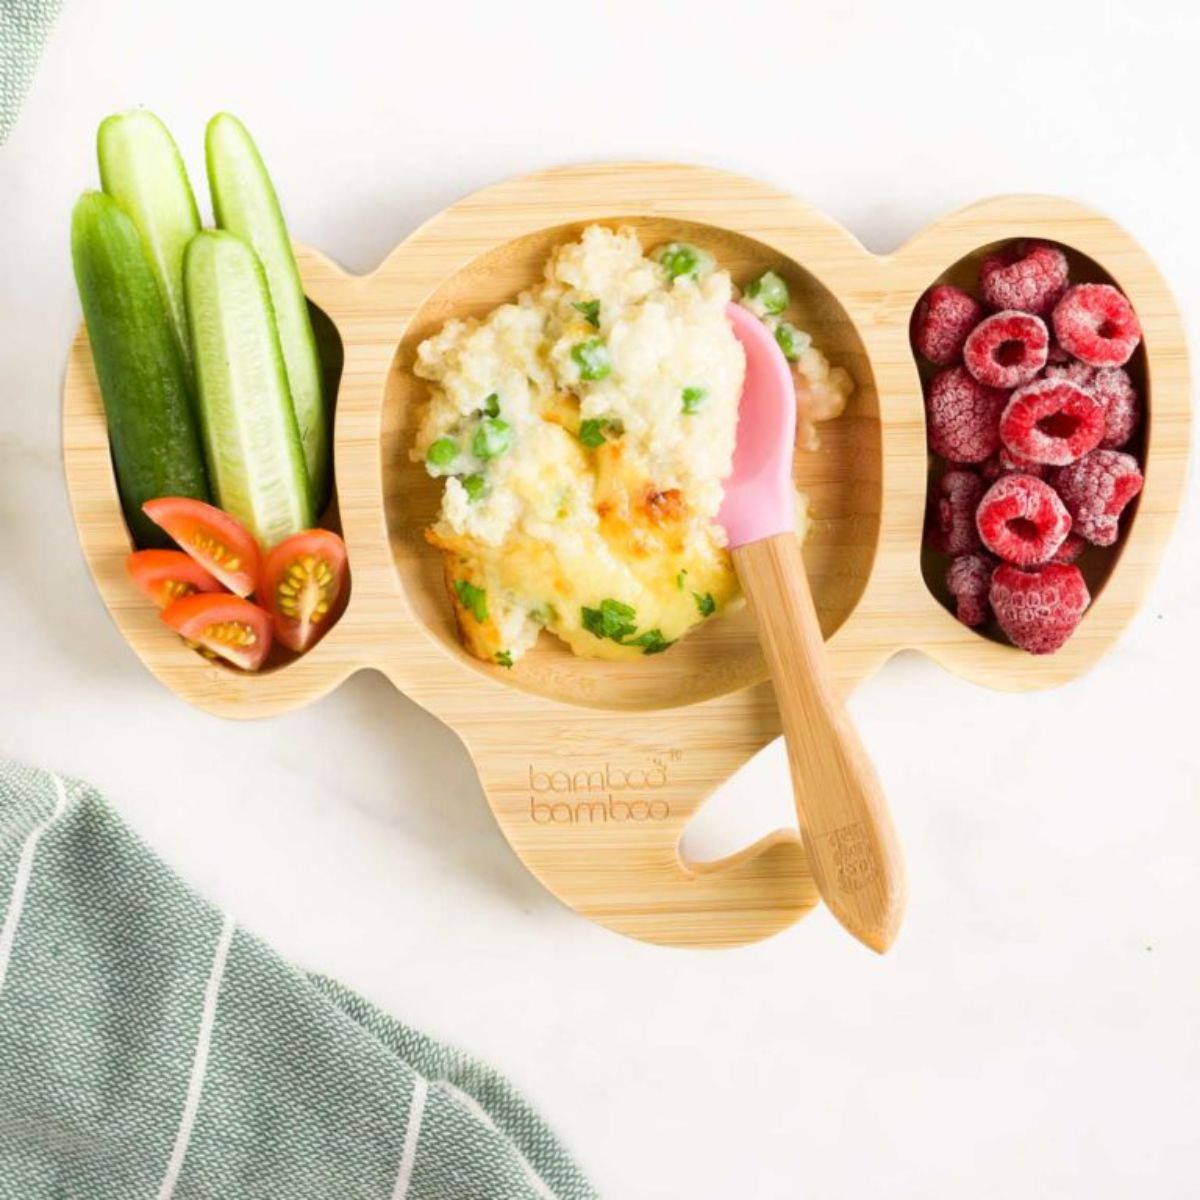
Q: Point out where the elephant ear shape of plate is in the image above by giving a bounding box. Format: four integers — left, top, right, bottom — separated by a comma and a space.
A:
63, 164, 1191, 948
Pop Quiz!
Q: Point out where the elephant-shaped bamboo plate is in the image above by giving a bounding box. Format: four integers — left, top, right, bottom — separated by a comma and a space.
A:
63, 163, 1191, 948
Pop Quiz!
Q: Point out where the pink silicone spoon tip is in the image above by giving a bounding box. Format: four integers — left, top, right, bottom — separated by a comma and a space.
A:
718, 303, 798, 549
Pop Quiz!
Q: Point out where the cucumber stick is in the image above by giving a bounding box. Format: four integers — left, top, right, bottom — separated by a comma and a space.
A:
205, 113, 329, 511
71, 193, 211, 549
97, 111, 201, 385
185, 231, 313, 549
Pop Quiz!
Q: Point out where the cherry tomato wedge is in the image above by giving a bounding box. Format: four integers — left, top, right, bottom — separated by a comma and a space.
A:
161, 593, 273, 671
259, 529, 349, 652
142, 497, 261, 597
126, 549, 225, 609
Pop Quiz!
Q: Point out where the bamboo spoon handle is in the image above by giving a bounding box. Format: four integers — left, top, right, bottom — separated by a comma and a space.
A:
732, 533, 906, 953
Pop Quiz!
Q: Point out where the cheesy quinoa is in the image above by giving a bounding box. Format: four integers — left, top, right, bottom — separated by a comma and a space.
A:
412, 225, 850, 667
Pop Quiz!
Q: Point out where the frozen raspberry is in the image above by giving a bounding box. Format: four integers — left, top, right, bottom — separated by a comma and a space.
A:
1045, 362, 1140, 448
976, 473, 1072, 566
1092, 368, 1141, 449
1051, 449, 1143, 546
1043, 532, 1085, 565
932, 469, 984, 554
926, 366, 1007, 463
999, 378, 1105, 466
1051, 283, 1141, 367
1045, 340, 1073, 366
946, 554, 994, 627
912, 285, 985, 365
1044, 359, 1095, 387
989, 563, 1090, 655
963, 311, 1049, 389
979, 240, 1070, 316
981, 446, 1048, 481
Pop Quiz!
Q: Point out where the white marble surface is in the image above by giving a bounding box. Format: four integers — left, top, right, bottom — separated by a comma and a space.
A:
2, 2, 1198, 1195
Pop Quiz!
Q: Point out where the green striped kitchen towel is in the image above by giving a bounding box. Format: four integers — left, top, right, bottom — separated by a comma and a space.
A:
0, 761, 598, 1199
0, 0, 64, 143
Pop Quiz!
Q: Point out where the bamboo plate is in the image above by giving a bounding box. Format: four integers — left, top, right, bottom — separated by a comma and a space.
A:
63, 164, 1191, 948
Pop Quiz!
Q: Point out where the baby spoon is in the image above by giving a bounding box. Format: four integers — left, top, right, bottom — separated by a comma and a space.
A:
720, 303, 905, 952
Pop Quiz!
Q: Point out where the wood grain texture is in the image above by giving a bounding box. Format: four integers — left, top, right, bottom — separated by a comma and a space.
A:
734, 534, 905, 953
62, 164, 1192, 948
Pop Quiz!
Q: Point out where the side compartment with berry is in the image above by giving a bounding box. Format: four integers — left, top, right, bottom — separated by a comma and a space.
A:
912, 238, 1148, 655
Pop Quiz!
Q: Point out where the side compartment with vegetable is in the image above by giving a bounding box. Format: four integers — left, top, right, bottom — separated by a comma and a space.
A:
72, 110, 349, 673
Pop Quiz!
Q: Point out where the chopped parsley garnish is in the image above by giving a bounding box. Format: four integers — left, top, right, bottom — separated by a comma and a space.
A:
453, 579, 488, 623
472, 417, 511, 460
581, 599, 675, 655
529, 603, 557, 626
676, 569, 688, 591
774, 322, 810, 362
681, 386, 707, 414
694, 591, 716, 618
462, 474, 487, 502
578, 416, 623, 448
571, 338, 612, 382
625, 628, 674, 655
426, 437, 457, 467
581, 598, 638, 642
482, 392, 501, 417
494, 650, 513, 668
572, 299, 601, 329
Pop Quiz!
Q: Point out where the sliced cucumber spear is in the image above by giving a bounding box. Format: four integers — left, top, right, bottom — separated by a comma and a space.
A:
97, 110, 201, 386
185, 230, 314, 549
71, 193, 210, 549
205, 113, 329, 511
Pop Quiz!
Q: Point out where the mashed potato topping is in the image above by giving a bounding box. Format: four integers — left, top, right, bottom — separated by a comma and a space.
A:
413, 225, 846, 667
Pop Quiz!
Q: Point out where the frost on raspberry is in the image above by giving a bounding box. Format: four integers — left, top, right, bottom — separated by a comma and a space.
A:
963, 310, 1049, 389
982, 446, 1048, 481
1092, 368, 1141, 448
1051, 283, 1141, 367
979, 240, 1069, 316
1045, 362, 1141, 449
1041, 532, 1086, 566
912, 285, 985, 365
946, 553, 994, 627
999, 378, 1105, 466
926, 366, 1007, 463
1051, 449, 1144, 546
976, 472, 1072, 566
989, 563, 1090, 654
931, 469, 984, 554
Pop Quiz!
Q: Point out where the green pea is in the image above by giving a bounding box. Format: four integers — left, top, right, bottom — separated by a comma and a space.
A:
774, 322, 810, 362
571, 338, 612, 382
472, 417, 511, 460
426, 437, 458, 468
462, 474, 487, 502
654, 242, 714, 281
744, 270, 789, 316
681, 386, 707, 414
578, 418, 608, 448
